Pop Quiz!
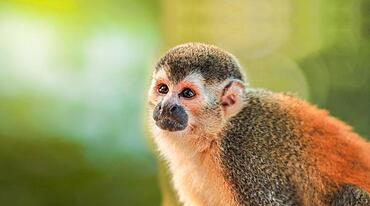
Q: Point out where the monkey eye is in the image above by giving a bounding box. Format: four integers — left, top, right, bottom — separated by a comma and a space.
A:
158, 84, 169, 94
180, 88, 196, 98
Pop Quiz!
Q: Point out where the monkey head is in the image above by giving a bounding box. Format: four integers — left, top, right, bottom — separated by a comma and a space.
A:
148, 43, 247, 140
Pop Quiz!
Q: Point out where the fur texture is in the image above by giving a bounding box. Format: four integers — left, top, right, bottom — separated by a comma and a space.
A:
221, 89, 370, 205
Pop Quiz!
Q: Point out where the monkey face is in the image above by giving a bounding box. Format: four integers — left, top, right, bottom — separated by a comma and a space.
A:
148, 70, 206, 132
148, 68, 244, 137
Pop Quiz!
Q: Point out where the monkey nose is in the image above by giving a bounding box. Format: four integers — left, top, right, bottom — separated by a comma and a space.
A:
169, 104, 180, 115
152, 102, 188, 131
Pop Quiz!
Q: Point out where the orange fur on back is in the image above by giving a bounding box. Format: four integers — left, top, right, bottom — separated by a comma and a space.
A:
281, 94, 370, 193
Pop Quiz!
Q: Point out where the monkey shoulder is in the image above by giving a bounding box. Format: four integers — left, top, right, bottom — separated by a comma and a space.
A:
224, 89, 301, 143
219, 89, 305, 205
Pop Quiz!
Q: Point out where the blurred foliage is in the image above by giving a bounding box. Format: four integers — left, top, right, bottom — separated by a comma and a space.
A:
0, 133, 159, 206
0, 0, 368, 206
0, 0, 161, 205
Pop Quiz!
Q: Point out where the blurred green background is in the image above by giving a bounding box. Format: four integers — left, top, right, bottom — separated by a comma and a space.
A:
0, 0, 368, 206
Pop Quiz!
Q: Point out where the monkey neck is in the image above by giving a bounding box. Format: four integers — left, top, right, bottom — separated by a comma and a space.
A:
155, 127, 218, 158
153, 127, 237, 206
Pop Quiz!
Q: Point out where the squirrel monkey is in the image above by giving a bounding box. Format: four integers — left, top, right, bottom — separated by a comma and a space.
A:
147, 43, 370, 206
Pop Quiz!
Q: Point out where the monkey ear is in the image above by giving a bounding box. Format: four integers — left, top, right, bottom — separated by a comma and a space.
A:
221, 80, 245, 119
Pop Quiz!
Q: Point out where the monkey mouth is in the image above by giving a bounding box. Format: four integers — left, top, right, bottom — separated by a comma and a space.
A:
155, 118, 187, 132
